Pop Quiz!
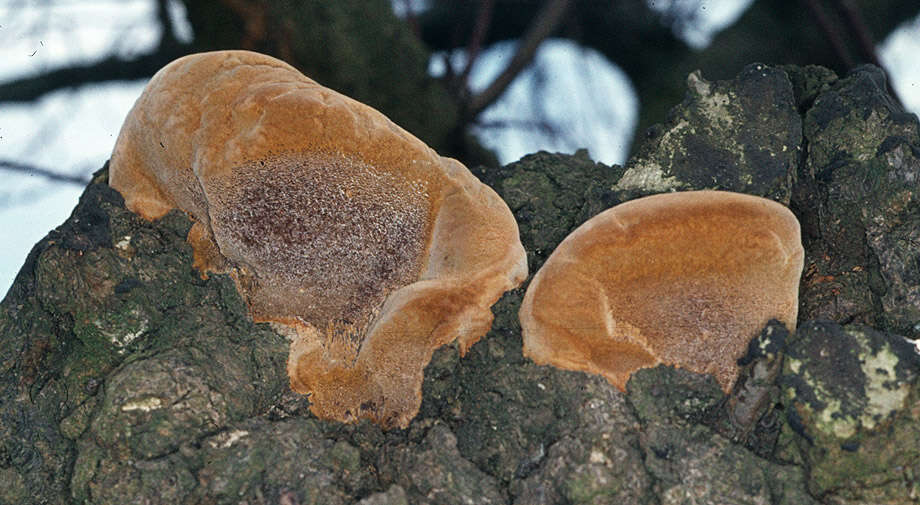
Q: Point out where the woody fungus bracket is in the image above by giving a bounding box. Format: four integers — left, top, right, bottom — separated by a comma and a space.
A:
519, 190, 803, 392
109, 50, 527, 428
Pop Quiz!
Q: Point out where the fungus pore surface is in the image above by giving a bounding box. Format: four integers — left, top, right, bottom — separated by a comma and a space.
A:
109, 50, 527, 428
519, 190, 803, 392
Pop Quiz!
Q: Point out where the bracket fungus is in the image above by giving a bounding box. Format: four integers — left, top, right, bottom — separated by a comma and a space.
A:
519, 190, 803, 392
109, 50, 527, 428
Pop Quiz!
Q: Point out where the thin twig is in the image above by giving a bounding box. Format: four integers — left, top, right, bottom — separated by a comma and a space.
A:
833, 0, 903, 106
155, 0, 179, 47
400, 0, 421, 38
467, 0, 571, 116
441, 52, 456, 83
220, 0, 267, 49
801, 0, 854, 68
476, 118, 558, 136
834, 0, 878, 65
0, 160, 90, 185
459, 0, 495, 86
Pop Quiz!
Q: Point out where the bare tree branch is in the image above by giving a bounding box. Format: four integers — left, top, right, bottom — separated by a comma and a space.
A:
400, 0, 421, 37
221, 0, 268, 49
468, 0, 571, 116
459, 0, 495, 87
834, 0, 879, 65
833, 0, 903, 106
156, 0, 180, 47
0, 45, 190, 104
0, 160, 90, 186
801, 0, 855, 68
476, 117, 558, 136
0, 0, 192, 105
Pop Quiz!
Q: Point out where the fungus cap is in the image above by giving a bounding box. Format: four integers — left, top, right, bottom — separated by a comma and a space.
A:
109, 50, 527, 428
519, 190, 803, 392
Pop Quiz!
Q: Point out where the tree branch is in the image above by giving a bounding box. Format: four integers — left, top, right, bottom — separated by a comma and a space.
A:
156, 0, 180, 47
834, 0, 878, 65
833, 0, 903, 106
0, 44, 190, 104
459, 0, 495, 86
0, 160, 90, 186
220, 0, 268, 49
467, 0, 571, 116
400, 0, 421, 38
801, 0, 854, 68
476, 117, 558, 135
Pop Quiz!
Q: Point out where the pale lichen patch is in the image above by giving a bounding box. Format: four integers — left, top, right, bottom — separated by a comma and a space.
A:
208, 429, 250, 449
860, 341, 910, 429
784, 364, 859, 439
688, 70, 735, 130
112, 328, 145, 354
687, 71, 710, 96
615, 161, 683, 192
817, 396, 858, 439
699, 91, 734, 130
121, 397, 163, 412
787, 326, 916, 441
589, 449, 610, 465
787, 357, 802, 374
94, 308, 148, 354
615, 120, 690, 192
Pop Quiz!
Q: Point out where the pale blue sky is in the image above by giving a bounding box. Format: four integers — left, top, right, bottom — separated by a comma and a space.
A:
1, 0, 919, 302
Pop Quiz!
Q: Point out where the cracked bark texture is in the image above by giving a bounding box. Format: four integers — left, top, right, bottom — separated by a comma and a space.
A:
1, 63, 919, 504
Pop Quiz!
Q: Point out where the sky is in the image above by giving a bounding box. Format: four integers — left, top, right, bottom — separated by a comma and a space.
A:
1, 0, 920, 318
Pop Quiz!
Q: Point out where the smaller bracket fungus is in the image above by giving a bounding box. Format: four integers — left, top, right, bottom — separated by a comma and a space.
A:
519, 190, 803, 392
109, 50, 527, 428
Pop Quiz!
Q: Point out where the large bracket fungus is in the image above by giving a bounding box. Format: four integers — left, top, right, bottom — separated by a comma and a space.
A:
519, 191, 803, 392
109, 50, 527, 428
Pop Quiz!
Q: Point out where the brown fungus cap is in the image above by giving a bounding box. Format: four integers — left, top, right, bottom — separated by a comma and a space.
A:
109, 50, 527, 428
519, 190, 803, 392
